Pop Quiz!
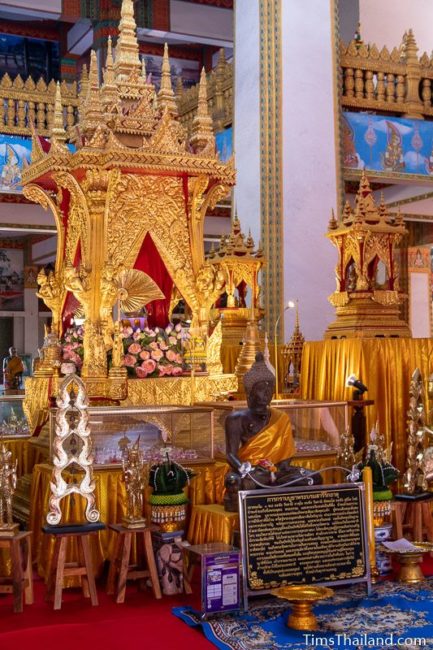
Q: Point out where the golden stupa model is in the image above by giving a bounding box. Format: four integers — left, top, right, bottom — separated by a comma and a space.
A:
21, 0, 253, 427
325, 173, 411, 339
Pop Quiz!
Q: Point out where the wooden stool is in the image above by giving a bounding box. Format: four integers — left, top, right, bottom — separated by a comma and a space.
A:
0, 531, 33, 613
107, 524, 162, 603
43, 523, 105, 610
392, 498, 433, 542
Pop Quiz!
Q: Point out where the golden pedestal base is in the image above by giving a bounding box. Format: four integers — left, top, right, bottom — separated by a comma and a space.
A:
122, 517, 147, 530
325, 297, 411, 339
272, 585, 334, 631
24, 373, 238, 434
395, 552, 425, 584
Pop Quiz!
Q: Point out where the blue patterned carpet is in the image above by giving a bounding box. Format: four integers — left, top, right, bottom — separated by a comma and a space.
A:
173, 580, 433, 650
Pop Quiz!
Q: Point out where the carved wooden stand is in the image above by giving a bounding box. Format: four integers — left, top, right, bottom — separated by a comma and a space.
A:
43, 523, 105, 610
106, 524, 162, 603
0, 531, 33, 613
392, 498, 433, 542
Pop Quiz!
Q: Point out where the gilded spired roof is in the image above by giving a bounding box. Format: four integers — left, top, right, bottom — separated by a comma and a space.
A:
22, 0, 235, 186
208, 214, 264, 260
327, 172, 405, 233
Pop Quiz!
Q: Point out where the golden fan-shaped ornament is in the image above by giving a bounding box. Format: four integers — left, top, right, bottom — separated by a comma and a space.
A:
116, 269, 165, 314
73, 305, 84, 319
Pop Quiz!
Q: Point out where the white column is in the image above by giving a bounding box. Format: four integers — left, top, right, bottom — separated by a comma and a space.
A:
233, 0, 261, 244
281, 0, 339, 340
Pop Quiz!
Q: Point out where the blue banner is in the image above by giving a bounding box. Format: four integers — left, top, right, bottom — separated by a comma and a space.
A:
343, 111, 433, 177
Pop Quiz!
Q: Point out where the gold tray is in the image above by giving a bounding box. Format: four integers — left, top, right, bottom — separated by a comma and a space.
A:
271, 585, 334, 602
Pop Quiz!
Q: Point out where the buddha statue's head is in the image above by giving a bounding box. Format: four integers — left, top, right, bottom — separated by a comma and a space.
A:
243, 352, 275, 413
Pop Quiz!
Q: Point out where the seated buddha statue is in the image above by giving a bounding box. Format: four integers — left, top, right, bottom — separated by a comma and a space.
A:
223, 352, 321, 512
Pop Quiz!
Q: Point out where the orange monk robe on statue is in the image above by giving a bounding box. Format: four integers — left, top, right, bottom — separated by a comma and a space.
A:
237, 408, 295, 467
212, 408, 296, 503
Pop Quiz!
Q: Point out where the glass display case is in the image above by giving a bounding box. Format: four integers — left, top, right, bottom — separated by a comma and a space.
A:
200, 400, 350, 458
0, 395, 30, 438
49, 405, 215, 468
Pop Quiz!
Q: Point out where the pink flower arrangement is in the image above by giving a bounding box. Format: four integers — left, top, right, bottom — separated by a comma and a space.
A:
117, 321, 187, 378
60, 325, 84, 372
151, 348, 164, 361
166, 349, 177, 362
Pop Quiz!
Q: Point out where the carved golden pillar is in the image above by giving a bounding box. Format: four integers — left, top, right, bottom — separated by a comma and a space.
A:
81, 170, 109, 379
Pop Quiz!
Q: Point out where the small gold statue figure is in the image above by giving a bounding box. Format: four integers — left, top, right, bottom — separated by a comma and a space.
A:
0, 442, 18, 536
122, 437, 147, 528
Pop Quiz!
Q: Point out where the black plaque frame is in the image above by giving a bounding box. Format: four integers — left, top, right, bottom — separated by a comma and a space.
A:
239, 482, 371, 610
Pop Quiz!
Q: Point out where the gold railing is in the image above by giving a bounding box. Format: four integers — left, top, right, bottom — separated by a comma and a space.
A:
0, 52, 232, 140
3, 30, 433, 142
176, 49, 233, 133
0, 73, 78, 137
340, 29, 433, 119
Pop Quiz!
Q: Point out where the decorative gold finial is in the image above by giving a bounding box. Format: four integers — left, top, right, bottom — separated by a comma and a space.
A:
82, 50, 103, 134
354, 21, 363, 49
141, 56, 146, 79
102, 36, 117, 105
114, 0, 142, 81
328, 208, 338, 230
158, 43, 178, 116
190, 67, 215, 155
51, 82, 67, 148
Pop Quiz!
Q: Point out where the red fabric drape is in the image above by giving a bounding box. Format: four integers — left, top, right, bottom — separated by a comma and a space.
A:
133, 233, 173, 328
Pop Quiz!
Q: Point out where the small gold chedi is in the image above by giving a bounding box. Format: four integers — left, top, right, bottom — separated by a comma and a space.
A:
272, 585, 334, 631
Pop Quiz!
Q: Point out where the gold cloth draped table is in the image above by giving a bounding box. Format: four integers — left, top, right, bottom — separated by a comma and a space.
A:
300, 338, 433, 473
29, 462, 216, 580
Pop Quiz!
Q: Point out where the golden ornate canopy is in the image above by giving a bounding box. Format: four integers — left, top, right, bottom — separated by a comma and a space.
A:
325, 173, 410, 338
22, 0, 239, 414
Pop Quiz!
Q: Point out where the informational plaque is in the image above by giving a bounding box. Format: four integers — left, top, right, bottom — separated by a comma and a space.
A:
239, 483, 370, 608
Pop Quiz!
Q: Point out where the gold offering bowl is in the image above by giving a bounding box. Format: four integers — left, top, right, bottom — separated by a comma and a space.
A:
381, 542, 433, 584
271, 585, 334, 631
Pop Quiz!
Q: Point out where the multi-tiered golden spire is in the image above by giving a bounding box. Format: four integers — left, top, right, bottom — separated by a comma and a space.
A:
190, 68, 215, 155
158, 43, 178, 116
113, 0, 142, 83
101, 36, 117, 107
82, 50, 103, 137
282, 301, 305, 394
51, 82, 67, 149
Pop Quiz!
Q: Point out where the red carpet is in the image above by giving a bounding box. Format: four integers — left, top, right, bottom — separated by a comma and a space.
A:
2, 557, 433, 650
0, 575, 213, 650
